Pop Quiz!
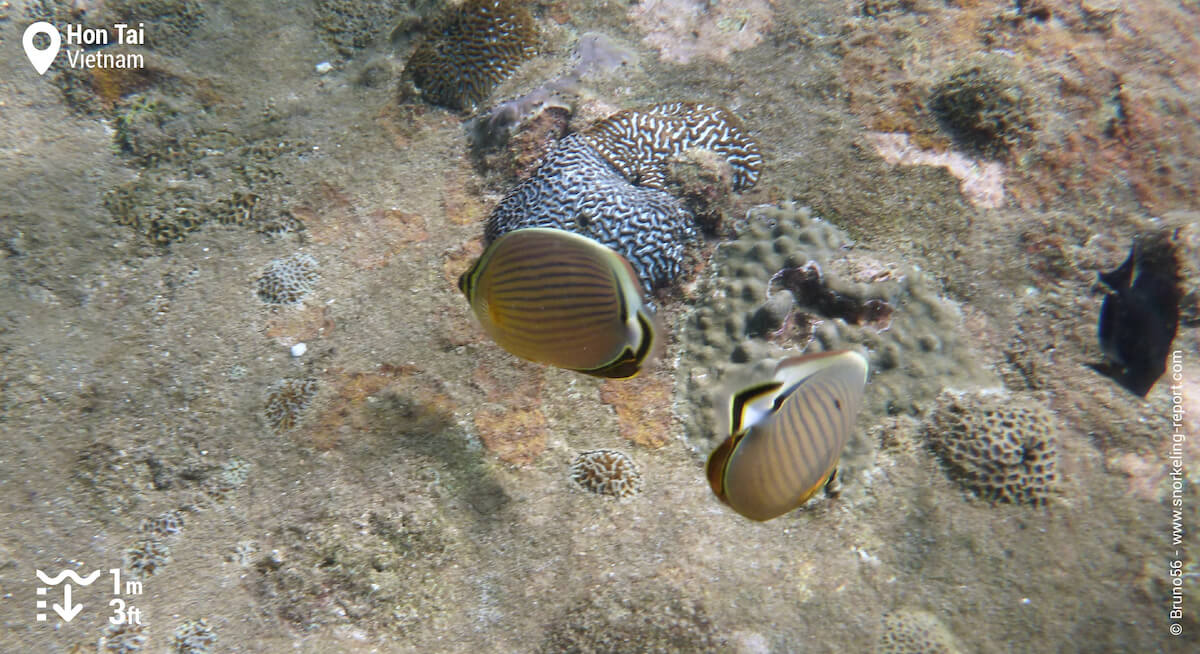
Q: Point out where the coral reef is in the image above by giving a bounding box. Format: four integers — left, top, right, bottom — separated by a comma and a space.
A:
878, 608, 963, 654
402, 0, 540, 112
569, 450, 643, 500
73, 443, 154, 515
924, 390, 1061, 506
255, 254, 319, 305
101, 90, 308, 244
112, 93, 196, 166
264, 378, 319, 433
218, 457, 252, 488
172, 618, 217, 654
678, 203, 994, 456
929, 64, 1035, 157
663, 147, 737, 234
124, 537, 171, 577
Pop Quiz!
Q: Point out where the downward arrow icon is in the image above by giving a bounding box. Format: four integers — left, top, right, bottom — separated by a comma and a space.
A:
52, 583, 82, 622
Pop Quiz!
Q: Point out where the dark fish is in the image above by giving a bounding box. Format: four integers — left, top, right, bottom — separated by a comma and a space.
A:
459, 228, 658, 379
1093, 234, 1181, 397
707, 350, 869, 521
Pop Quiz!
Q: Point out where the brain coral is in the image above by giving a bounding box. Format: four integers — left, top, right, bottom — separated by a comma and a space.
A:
582, 102, 763, 191
485, 133, 695, 290
924, 390, 1061, 506
485, 103, 762, 290
256, 253, 319, 305
570, 450, 643, 500
403, 0, 540, 112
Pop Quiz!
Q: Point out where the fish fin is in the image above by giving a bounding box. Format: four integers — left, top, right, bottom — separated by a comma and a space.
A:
705, 434, 737, 503
1098, 248, 1135, 292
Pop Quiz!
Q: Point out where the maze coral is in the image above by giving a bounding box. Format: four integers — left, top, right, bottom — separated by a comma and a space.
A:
570, 450, 643, 500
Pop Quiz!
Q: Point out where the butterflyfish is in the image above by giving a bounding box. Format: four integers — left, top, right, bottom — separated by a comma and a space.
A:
458, 228, 658, 379
706, 350, 869, 521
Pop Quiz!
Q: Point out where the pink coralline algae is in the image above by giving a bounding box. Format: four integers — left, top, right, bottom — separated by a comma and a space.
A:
629, 0, 773, 65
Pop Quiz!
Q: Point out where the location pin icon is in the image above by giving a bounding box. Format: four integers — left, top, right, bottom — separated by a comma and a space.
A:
23, 22, 61, 76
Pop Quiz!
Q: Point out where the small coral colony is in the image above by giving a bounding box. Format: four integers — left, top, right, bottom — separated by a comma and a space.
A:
402, 1, 865, 522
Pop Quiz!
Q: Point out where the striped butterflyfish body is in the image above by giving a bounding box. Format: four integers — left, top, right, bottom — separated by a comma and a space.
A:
706, 350, 869, 521
458, 228, 657, 379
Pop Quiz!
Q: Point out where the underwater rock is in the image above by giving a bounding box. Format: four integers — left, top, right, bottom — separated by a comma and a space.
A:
541, 586, 723, 652
402, 0, 540, 112
1092, 232, 1181, 397
599, 373, 676, 449
924, 390, 1060, 507
103, 0, 205, 53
